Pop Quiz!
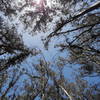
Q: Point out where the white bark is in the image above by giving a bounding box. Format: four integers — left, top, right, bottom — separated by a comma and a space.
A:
59, 85, 73, 100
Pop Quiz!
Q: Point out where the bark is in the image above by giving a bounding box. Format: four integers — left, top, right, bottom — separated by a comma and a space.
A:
59, 85, 73, 100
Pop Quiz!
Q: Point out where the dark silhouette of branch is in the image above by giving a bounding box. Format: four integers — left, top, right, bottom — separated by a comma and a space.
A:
75, 32, 100, 47
44, 1, 100, 47
44, 22, 100, 49
0, 74, 21, 99
57, 43, 100, 54
51, 1, 100, 34
0, 51, 30, 72
48, 22, 100, 38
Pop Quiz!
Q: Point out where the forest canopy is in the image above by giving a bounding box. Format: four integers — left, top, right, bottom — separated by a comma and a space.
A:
0, 0, 100, 100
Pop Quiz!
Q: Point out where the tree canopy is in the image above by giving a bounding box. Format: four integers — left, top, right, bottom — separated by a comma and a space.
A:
0, 0, 100, 100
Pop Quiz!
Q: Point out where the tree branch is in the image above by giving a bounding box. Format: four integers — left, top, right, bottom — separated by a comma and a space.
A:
48, 22, 99, 38
59, 85, 73, 100
50, 1, 100, 35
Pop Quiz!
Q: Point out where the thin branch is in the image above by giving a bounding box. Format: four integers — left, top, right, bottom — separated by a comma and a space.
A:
59, 85, 73, 100
23, 72, 41, 79
49, 1, 100, 35
0, 74, 21, 99
0, 52, 30, 72
58, 43, 100, 54
44, 22, 100, 49
48, 22, 99, 38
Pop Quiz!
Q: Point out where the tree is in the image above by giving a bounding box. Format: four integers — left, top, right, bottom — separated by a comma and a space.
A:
0, 16, 31, 72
